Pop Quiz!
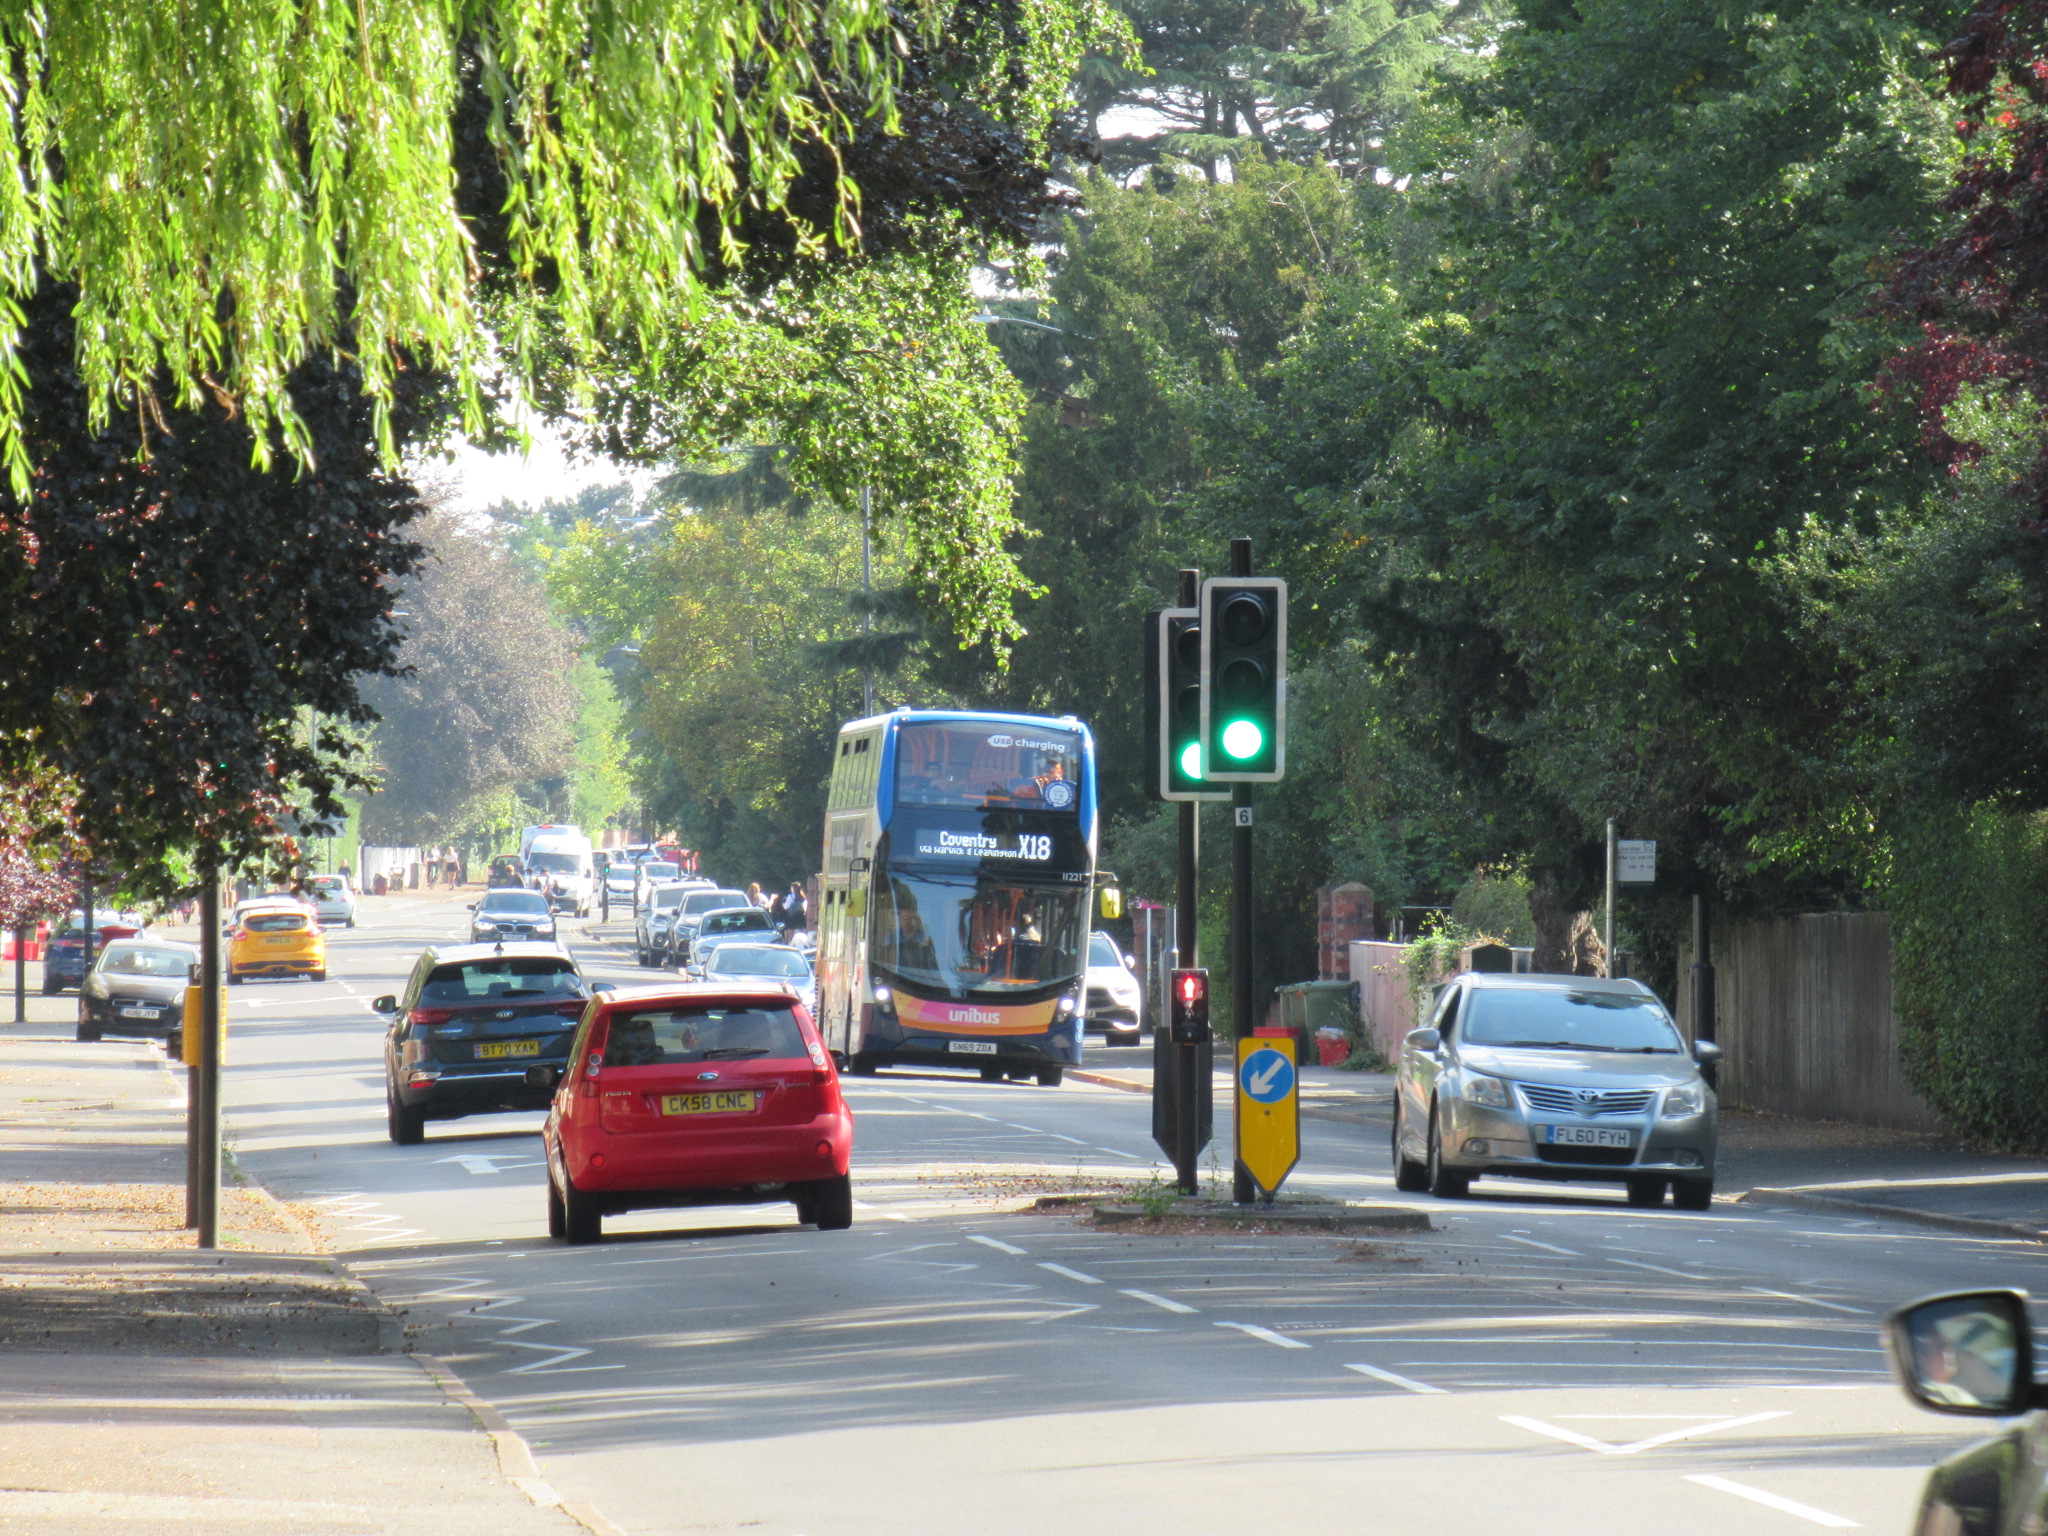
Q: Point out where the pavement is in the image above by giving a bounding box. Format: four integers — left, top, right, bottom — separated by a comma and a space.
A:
0, 893, 601, 1536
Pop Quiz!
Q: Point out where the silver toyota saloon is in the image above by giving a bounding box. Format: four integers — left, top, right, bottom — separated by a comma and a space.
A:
1392, 972, 1720, 1209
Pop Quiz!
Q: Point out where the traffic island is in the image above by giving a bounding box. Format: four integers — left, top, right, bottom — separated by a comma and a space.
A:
1082, 1197, 1432, 1233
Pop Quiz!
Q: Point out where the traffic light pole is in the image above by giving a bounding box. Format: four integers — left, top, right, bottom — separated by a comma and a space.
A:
1173, 567, 1202, 1195
1226, 537, 1259, 1204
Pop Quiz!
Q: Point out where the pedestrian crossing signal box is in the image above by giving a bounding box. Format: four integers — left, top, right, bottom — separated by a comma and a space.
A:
1169, 968, 1210, 1044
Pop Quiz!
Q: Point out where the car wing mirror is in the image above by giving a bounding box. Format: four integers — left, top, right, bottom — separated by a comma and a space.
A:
188, 963, 203, 984
1691, 1039, 1722, 1065
591, 982, 617, 995
1404, 1027, 1441, 1052
524, 1064, 564, 1091
1888, 1289, 2042, 1416
467, 902, 477, 910
371, 995, 400, 1015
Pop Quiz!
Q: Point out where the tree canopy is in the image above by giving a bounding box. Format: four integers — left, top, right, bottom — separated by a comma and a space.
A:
0, 1, 1129, 499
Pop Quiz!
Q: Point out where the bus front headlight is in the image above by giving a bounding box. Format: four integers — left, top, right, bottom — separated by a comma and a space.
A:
1056, 994, 1079, 1018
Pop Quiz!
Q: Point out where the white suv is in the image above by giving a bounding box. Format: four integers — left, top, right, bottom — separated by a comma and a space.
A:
1083, 932, 1143, 1046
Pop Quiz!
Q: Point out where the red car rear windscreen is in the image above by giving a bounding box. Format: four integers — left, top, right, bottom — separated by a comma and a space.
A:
603, 1005, 805, 1066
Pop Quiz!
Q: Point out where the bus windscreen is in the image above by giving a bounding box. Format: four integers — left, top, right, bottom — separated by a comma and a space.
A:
871, 872, 1084, 994
894, 722, 1082, 812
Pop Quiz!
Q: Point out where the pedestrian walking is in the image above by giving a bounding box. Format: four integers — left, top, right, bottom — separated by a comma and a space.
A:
781, 882, 807, 943
746, 881, 765, 912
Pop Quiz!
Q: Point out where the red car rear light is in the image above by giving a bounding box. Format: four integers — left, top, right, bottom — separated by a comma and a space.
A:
408, 1006, 455, 1027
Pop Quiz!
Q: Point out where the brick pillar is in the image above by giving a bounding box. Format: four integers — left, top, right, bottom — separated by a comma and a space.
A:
1318, 883, 1375, 979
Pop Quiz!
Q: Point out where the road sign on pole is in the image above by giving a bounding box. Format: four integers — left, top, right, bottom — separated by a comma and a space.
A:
1235, 1037, 1299, 1198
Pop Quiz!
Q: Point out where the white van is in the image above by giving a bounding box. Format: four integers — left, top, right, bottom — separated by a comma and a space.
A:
524, 830, 595, 916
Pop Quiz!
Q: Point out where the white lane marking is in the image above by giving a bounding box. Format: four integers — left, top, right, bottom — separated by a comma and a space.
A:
1216, 1321, 1311, 1349
1743, 1286, 1870, 1315
1006, 1124, 1047, 1134
968, 1234, 1028, 1256
1120, 1288, 1198, 1314
1609, 1257, 1709, 1280
1684, 1474, 1860, 1528
1502, 1233, 1582, 1256
1038, 1262, 1103, 1284
1345, 1362, 1446, 1394
434, 1154, 542, 1176
1043, 1133, 1090, 1145
1503, 1411, 1789, 1455
1093, 1146, 1146, 1160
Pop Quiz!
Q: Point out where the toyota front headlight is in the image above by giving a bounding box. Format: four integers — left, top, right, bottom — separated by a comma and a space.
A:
1661, 1082, 1706, 1119
1463, 1072, 1510, 1109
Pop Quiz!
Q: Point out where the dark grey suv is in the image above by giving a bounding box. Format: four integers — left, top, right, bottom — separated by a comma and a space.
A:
375, 943, 592, 1144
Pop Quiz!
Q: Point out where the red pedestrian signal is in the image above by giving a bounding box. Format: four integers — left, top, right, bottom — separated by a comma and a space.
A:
1170, 968, 1210, 1044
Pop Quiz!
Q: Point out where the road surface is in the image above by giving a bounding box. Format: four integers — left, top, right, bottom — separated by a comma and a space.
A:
216, 892, 2024, 1535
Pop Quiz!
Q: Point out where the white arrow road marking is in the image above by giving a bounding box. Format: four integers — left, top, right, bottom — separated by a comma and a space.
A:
967, 1234, 1028, 1256
1247, 1060, 1285, 1095
433, 1154, 543, 1176
1501, 1232, 1582, 1256
1503, 1411, 1790, 1455
1684, 1475, 1860, 1528
1216, 1321, 1310, 1349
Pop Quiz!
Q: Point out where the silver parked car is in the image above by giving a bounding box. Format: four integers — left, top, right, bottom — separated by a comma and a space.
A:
697, 942, 817, 1017
1391, 972, 1721, 1209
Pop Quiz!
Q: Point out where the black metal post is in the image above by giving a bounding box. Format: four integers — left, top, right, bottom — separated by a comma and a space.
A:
196, 867, 222, 1248
1172, 566, 1203, 1195
1227, 537, 1256, 1204
1691, 892, 1717, 1088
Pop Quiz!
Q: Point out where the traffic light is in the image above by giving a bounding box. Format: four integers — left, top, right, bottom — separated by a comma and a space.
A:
1169, 968, 1211, 1044
1145, 608, 1229, 801
1198, 576, 1287, 781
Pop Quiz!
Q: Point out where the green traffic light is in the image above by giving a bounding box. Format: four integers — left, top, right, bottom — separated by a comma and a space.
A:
1221, 718, 1264, 760
1179, 740, 1203, 779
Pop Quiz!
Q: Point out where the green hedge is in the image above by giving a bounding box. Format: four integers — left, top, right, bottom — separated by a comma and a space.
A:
1891, 804, 2048, 1150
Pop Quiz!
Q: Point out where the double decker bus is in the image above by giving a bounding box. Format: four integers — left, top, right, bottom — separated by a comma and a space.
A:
816, 710, 1097, 1086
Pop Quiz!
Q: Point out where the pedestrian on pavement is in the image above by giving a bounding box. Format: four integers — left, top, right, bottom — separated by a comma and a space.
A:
781, 882, 807, 942
746, 882, 765, 912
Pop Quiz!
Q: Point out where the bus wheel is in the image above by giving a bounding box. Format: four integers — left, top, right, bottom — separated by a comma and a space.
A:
978, 1065, 1002, 1083
1036, 1067, 1064, 1088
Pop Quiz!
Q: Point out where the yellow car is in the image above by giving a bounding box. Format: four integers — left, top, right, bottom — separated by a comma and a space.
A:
228, 902, 326, 984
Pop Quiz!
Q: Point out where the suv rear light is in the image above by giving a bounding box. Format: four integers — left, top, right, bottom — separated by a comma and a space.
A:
408, 1006, 455, 1026
555, 1000, 586, 1019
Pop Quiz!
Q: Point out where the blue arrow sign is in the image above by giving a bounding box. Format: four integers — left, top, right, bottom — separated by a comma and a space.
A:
1240, 1047, 1294, 1104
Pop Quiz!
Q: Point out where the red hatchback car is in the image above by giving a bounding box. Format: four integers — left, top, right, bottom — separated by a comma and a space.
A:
538, 984, 854, 1244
